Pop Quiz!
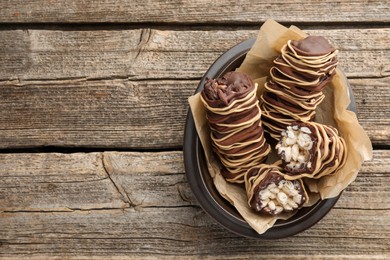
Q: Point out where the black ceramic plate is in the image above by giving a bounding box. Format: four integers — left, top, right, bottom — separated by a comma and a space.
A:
183, 38, 355, 239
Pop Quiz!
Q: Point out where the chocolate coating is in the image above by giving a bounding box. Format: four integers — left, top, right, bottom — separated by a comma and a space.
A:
202, 71, 255, 106
276, 121, 347, 180
200, 71, 271, 183
291, 36, 336, 56
261, 35, 338, 140
245, 164, 307, 216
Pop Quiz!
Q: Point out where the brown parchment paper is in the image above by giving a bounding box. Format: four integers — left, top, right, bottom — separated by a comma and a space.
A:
188, 19, 373, 234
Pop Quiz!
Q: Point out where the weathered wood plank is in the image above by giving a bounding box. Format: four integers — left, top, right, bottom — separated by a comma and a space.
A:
1, 208, 389, 258
0, 77, 387, 149
0, 80, 194, 149
352, 78, 390, 146
0, 152, 192, 211
102, 152, 195, 208
0, 0, 389, 23
1, 150, 388, 211
0, 28, 389, 81
336, 149, 390, 210
103, 150, 390, 210
0, 151, 389, 258
0, 153, 128, 211
0, 28, 387, 148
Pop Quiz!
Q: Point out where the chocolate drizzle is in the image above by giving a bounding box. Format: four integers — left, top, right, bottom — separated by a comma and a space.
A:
276, 121, 347, 179
245, 164, 308, 216
200, 71, 270, 183
260, 35, 339, 139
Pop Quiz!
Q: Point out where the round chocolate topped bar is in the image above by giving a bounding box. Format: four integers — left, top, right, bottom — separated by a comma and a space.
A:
201, 71, 271, 183
261, 36, 339, 140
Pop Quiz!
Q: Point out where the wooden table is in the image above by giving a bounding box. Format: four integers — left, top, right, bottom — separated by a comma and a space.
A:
0, 1, 389, 259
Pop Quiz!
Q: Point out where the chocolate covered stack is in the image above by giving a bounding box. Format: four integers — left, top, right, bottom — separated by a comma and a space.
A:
201, 71, 271, 183
276, 121, 347, 179
245, 164, 308, 215
260, 36, 339, 139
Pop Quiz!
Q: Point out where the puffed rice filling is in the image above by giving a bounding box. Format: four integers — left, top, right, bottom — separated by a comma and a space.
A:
276, 125, 313, 171
257, 179, 304, 214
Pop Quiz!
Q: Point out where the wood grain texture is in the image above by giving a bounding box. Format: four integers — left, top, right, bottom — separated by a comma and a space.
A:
0, 78, 387, 149
0, 79, 194, 149
0, 28, 389, 80
0, 153, 127, 211
0, 28, 388, 149
0, 1, 388, 258
1, 151, 389, 258
1, 209, 389, 259
0, 0, 389, 23
2, 150, 388, 211
352, 78, 390, 146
